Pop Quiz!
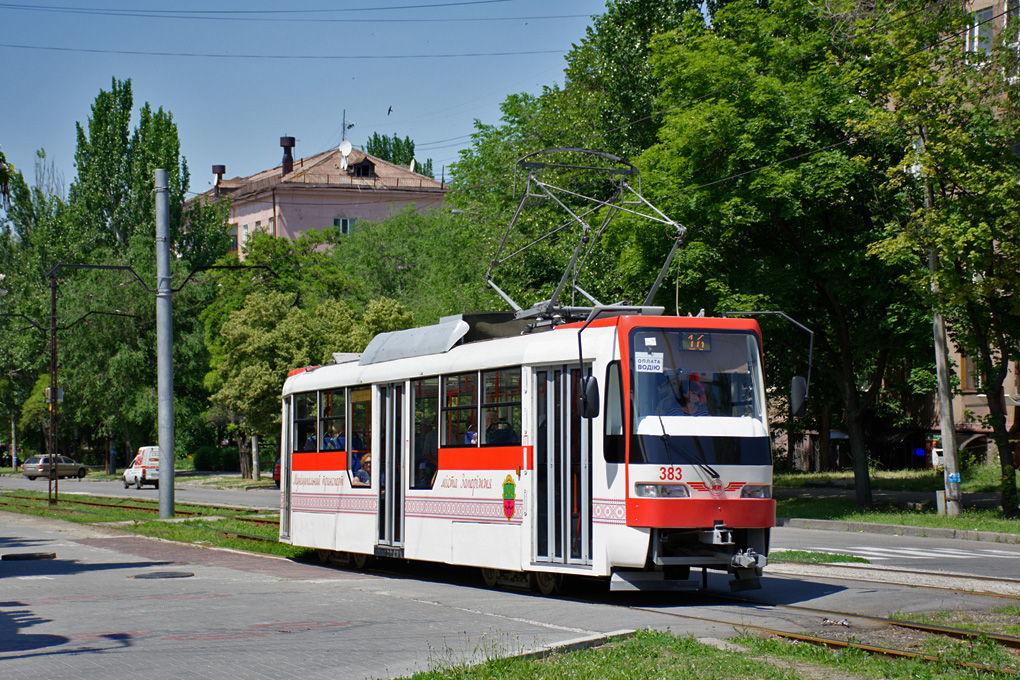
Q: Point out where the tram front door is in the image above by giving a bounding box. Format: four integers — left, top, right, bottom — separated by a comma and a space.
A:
534, 366, 592, 566
376, 382, 404, 557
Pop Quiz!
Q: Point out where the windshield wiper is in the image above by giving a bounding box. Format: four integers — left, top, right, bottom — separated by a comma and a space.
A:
654, 407, 720, 479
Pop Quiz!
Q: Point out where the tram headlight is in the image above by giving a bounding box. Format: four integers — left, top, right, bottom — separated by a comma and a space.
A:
634, 483, 690, 498
740, 484, 771, 499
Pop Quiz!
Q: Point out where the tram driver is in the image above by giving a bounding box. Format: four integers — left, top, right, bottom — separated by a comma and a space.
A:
656, 371, 709, 417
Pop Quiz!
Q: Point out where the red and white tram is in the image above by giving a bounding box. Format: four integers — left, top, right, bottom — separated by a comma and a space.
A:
279, 308, 787, 593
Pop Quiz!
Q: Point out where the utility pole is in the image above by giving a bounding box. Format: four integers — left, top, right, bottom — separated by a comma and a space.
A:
48, 274, 58, 505
155, 169, 175, 519
925, 180, 962, 517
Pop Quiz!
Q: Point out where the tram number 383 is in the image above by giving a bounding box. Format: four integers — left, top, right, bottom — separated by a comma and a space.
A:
659, 466, 683, 481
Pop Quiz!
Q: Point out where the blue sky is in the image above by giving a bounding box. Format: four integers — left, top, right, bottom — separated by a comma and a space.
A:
0, 0, 607, 198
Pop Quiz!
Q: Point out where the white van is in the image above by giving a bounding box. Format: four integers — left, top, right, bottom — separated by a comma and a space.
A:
123, 446, 160, 489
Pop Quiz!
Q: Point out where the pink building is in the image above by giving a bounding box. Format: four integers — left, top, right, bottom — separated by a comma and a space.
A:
193, 137, 447, 253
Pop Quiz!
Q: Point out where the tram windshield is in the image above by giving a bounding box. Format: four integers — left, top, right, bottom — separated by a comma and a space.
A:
629, 328, 770, 466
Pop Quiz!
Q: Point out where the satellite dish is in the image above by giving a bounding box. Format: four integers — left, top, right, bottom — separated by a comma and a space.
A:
338, 140, 352, 170
409, 158, 416, 173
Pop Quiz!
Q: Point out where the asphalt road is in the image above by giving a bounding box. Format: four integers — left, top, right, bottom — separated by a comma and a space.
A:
771, 525, 1020, 580
0, 473, 281, 509
1, 510, 1011, 680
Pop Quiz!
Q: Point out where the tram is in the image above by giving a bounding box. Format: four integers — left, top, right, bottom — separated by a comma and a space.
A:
279, 148, 806, 592
279, 308, 795, 592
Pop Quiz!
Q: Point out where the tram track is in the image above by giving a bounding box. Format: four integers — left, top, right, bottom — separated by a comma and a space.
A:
768, 558, 1020, 598
618, 595, 1020, 676
0, 491, 279, 519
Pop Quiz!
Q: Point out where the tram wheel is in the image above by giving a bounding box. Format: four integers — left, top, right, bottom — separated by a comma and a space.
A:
480, 568, 500, 588
316, 549, 333, 564
350, 552, 371, 570
531, 572, 562, 596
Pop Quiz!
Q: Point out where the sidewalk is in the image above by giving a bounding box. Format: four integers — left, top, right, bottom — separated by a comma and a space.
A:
775, 485, 1020, 545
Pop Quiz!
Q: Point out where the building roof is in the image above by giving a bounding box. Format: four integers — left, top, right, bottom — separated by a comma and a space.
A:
192, 145, 446, 206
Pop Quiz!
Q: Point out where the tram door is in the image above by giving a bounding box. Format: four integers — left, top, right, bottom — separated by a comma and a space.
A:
376, 383, 404, 554
534, 366, 592, 566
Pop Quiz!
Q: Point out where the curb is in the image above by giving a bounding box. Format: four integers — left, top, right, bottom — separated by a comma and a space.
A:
514, 629, 636, 662
777, 516, 1020, 544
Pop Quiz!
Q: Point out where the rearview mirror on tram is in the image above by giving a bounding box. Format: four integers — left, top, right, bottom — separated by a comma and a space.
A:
578, 376, 600, 419
791, 376, 807, 418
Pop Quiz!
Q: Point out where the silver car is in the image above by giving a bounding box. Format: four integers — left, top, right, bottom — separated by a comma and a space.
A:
22, 455, 89, 480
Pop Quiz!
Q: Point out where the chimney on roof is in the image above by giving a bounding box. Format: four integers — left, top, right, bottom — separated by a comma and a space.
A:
281, 136, 295, 175
212, 165, 225, 196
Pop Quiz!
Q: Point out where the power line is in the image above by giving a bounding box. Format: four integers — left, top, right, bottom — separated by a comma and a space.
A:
0, 43, 566, 60
0, 0, 515, 16
0, 4, 590, 24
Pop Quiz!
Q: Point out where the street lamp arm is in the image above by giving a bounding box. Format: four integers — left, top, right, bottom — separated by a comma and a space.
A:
46, 264, 155, 293
0, 312, 46, 331
55, 309, 140, 332
170, 264, 278, 293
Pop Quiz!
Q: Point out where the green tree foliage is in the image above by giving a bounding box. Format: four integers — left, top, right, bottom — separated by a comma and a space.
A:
338, 206, 492, 324
634, 0, 938, 508
66, 78, 195, 255
856, 1, 1020, 515
365, 132, 434, 178
563, 0, 703, 157
1, 79, 230, 461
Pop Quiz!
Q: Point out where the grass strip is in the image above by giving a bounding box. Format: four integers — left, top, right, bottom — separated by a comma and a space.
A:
769, 550, 870, 564
399, 629, 792, 680
739, 631, 1020, 679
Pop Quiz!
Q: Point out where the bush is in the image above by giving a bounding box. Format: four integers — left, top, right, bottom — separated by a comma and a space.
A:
192, 445, 241, 472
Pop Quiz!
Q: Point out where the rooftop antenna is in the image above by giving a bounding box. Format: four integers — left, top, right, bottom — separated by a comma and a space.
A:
341, 109, 355, 142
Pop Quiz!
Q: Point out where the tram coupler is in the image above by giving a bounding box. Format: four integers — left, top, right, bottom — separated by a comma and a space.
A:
730, 548, 766, 570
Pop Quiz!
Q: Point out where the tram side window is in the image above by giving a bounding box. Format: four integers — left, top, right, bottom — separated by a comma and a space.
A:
604, 362, 624, 463
321, 389, 346, 452
482, 368, 521, 446
442, 372, 478, 446
412, 378, 439, 489
349, 386, 371, 480
294, 392, 318, 452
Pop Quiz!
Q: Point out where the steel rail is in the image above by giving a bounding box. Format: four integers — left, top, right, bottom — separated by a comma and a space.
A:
768, 629, 1017, 675
707, 593, 1020, 649
619, 602, 1019, 676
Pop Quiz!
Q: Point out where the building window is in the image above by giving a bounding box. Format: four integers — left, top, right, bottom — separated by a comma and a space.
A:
352, 160, 375, 178
967, 7, 994, 53
230, 223, 238, 250
268, 216, 275, 234
255, 220, 261, 233
333, 218, 356, 234
961, 356, 984, 392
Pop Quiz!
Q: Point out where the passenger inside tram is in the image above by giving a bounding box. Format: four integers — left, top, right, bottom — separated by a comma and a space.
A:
352, 454, 372, 486
484, 410, 517, 444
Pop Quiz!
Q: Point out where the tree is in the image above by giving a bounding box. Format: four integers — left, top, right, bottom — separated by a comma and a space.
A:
1, 80, 231, 463
66, 78, 196, 257
634, 0, 936, 508
205, 291, 367, 477
858, 1, 1020, 516
563, 0, 704, 157
338, 205, 492, 324
365, 132, 434, 178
